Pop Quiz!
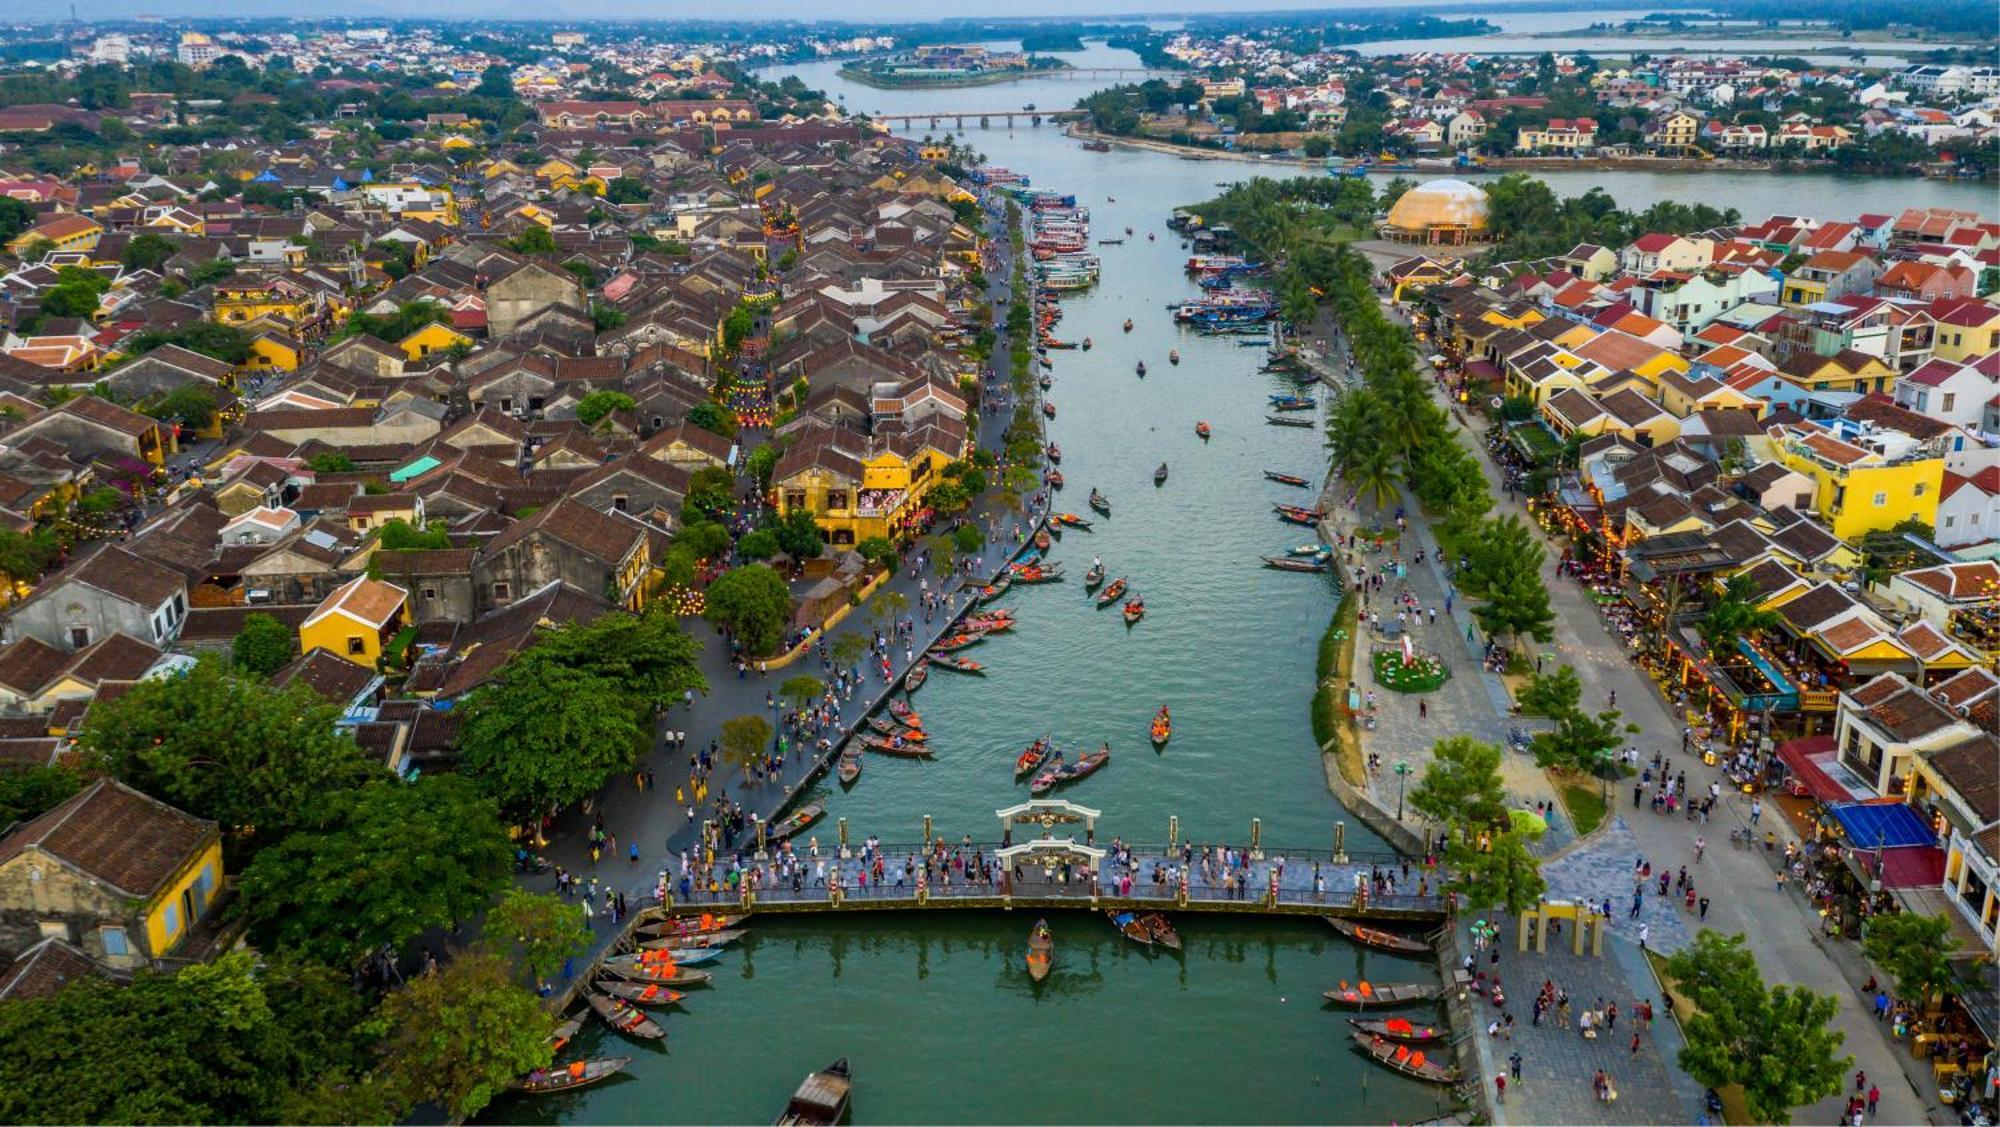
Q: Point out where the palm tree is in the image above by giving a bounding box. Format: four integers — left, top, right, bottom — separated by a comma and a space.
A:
1350, 441, 1402, 514
1697, 573, 1783, 655
1323, 389, 1377, 479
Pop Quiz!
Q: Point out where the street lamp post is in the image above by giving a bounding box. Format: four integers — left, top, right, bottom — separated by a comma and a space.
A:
1395, 760, 1411, 820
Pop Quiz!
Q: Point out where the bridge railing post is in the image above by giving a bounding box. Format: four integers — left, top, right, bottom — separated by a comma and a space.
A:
1334, 821, 1348, 864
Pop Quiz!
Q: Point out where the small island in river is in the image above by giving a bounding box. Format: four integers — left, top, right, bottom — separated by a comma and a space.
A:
841, 44, 1070, 89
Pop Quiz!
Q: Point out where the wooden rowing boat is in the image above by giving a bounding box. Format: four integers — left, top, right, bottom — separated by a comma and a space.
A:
606, 946, 724, 967
639, 928, 743, 952
1274, 503, 1323, 526
1351, 1032, 1458, 1085
973, 576, 1012, 604
1010, 565, 1063, 585
1066, 745, 1110, 784
1047, 470, 1064, 489
1290, 544, 1331, 557
1263, 470, 1310, 487
1327, 916, 1433, 954
1095, 577, 1128, 607
1149, 707, 1171, 748
1053, 513, 1092, 530
1348, 1017, 1446, 1044
1107, 909, 1153, 946
837, 747, 863, 786
775, 1058, 851, 1126
1169, 349, 1179, 365
767, 802, 824, 843
1123, 598, 1145, 624
888, 700, 921, 726
640, 913, 747, 937
1154, 462, 1168, 485
1263, 555, 1331, 573
1195, 421, 1211, 439
1322, 980, 1444, 1007
1047, 443, 1061, 463
1015, 736, 1052, 777
904, 660, 928, 694
550, 1016, 583, 1054
584, 991, 667, 1039
1088, 490, 1110, 516
1083, 563, 1104, 590
860, 733, 933, 757
1141, 913, 1181, 950
1135, 361, 1147, 377
514, 1055, 634, 1093
930, 631, 986, 653
1267, 414, 1315, 428
1027, 749, 1065, 792
1042, 401, 1056, 418
595, 979, 686, 1006
1033, 528, 1051, 552
1026, 919, 1053, 982
599, 961, 713, 987
963, 611, 1015, 632
928, 653, 986, 674
865, 715, 925, 739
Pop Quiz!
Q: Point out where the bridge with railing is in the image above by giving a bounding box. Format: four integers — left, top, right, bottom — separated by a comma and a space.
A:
868, 109, 1088, 130
655, 800, 1448, 923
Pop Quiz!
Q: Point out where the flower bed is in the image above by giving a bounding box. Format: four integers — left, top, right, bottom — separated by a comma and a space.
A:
1371, 647, 1449, 693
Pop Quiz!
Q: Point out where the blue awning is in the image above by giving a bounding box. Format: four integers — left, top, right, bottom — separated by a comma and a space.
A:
1829, 801, 1934, 850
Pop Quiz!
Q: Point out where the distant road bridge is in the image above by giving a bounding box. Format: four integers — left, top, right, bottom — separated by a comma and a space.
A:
869, 109, 1088, 130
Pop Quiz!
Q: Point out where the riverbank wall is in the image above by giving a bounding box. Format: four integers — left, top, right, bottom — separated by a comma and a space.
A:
840, 65, 1066, 90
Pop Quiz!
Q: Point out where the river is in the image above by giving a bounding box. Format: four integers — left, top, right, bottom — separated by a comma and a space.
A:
489, 47, 1987, 1126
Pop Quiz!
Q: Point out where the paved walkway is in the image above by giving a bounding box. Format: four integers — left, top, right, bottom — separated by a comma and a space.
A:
1384, 304, 1939, 1125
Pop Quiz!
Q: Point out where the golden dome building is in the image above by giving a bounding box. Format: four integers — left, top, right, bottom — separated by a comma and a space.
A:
1380, 178, 1489, 246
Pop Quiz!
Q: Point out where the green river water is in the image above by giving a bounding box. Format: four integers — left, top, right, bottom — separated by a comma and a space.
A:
489, 46, 1991, 1124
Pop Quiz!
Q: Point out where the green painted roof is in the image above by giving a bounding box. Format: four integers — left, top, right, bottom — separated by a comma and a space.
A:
388, 456, 440, 483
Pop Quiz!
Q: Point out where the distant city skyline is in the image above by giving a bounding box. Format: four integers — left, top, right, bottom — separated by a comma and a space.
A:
51, 0, 1526, 24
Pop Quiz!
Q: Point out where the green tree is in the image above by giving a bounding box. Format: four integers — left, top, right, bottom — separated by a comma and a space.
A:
779, 674, 825, 710
604, 176, 650, 204
1698, 572, 1784, 654
575, 389, 634, 426
377, 517, 451, 551
1408, 736, 1508, 828
38, 281, 105, 319
374, 952, 555, 1120
457, 653, 648, 819
1666, 930, 1850, 1124
0, 763, 80, 825
306, 450, 354, 473
0, 951, 374, 1124
1516, 664, 1582, 718
686, 400, 738, 438
1445, 830, 1547, 914
719, 713, 773, 774
232, 611, 295, 675
952, 523, 985, 555
145, 383, 218, 430
1531, 704, 1628, 779
856, 535, 899, 571
483, 887, 592, 984
704, 564, 792, 655
722, 303, 755, 351
120, 231, 178, 272
772, 508, 825, 560
676, 518, 734, 562
234, 776, 511, 966
1860, 911, 1958, 1008
506, 224, 557, 255
529, 607, 708, 716
1463, 516, 1556, 647
744, 443, 778, 487
737, 529, 779, 560
83, 656, 378, 844
0, 526, 54, 592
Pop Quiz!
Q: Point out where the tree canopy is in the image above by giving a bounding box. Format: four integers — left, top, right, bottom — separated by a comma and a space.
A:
231, 611, 296, 676
1408, 736, 1509, 829
1665, 930, 1850, 1124
373, 952, 555, 1119
83, 656, 380, 846
234, 775, 512, 967
705, 564, 792, 656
